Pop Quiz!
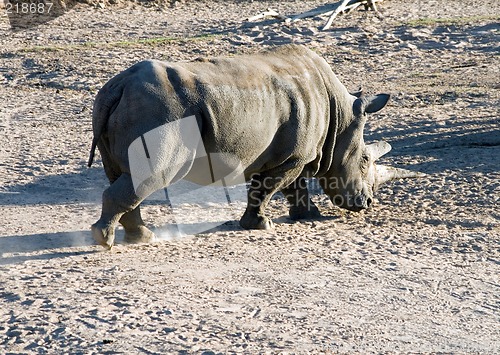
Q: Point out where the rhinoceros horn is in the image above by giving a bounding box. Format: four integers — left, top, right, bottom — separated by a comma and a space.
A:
366, 142, 426, 184
366, 141, 392, 160
376, 165, 427, 185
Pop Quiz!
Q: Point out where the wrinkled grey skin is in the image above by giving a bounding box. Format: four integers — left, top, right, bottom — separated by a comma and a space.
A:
88, 44, 392, 248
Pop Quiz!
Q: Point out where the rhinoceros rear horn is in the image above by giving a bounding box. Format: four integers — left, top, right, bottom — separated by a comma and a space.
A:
376, 165, 427, 185
366, 141, 392, 161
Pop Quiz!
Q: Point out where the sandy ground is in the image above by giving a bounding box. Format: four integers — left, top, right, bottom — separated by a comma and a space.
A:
0, 0, 499, 353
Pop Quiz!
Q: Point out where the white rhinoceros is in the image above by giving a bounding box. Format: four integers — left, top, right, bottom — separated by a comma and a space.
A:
88, 44, 422, 248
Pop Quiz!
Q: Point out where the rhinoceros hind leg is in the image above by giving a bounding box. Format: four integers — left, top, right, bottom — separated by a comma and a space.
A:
92, 173, 143, 248
120, 207, 156, 244
91, 221, 116, 249
282, 177, 321, 221
124, 226, 156, 244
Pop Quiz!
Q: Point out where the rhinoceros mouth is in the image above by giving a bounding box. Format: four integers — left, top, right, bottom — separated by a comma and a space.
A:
332, 194, 372, 212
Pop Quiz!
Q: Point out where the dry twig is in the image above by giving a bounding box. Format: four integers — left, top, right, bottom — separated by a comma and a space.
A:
247, 8, 289, 22
288, 0, 384, 28
322, 0, 351, 30
247, 0, 384, 30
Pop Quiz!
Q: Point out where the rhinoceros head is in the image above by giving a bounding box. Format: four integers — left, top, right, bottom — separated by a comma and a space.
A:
319, 93, 423, 212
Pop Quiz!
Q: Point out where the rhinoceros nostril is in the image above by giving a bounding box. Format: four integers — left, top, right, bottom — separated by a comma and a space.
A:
366, 197, 373, 208
354, 195, 371, 209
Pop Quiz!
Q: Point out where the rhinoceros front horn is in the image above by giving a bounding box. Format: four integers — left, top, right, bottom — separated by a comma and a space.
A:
367, 141, 426, 184
376, 165, 427, 185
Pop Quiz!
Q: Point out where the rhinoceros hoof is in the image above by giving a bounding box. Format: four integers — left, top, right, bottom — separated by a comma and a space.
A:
91, 222, 115, 249
124, 226, 156, 244
289, 205, 321, 221
240, 214, 274, 230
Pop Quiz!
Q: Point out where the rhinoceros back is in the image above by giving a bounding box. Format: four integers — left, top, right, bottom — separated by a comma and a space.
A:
89, 44, 345, 179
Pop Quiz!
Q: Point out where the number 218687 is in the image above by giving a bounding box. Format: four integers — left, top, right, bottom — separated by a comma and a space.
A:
6, 1, 53, 14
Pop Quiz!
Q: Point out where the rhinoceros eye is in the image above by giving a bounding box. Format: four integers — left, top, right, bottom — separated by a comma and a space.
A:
359, 154, 369, 174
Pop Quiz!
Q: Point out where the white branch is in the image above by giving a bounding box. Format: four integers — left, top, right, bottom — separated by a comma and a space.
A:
344, 2, 364, 14
287, 4, 339, 23
246, 0, 385, 28
286, 0, 385, 25
247, 8, 288, 22
322, 0, 351, 31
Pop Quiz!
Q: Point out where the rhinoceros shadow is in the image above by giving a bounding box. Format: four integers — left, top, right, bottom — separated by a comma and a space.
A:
0, 165, 104, 265
1, 214, 331, 265
153, 211, 339, 239
2, 112, 497, 265
0, 230, 99, 265
0, 165, 108, 207
0, 164, 312, 265
365, 114, 499, 174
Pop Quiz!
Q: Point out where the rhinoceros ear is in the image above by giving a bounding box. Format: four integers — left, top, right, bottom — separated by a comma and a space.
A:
354, 94, 390, 114
366, 141, 392, 161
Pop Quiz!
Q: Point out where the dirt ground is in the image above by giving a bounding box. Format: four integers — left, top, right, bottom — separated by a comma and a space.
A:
0, 0, 499, 353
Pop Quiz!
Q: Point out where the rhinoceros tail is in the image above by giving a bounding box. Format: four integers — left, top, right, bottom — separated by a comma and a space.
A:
87, 85, 123, 167
87, 137, 99, 167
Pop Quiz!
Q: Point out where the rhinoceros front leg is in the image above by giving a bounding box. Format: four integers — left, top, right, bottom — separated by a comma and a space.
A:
281, 177, 321, 221
240, 175, 276, 230
92, 173, 154, 248
240, 167, 302, 230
